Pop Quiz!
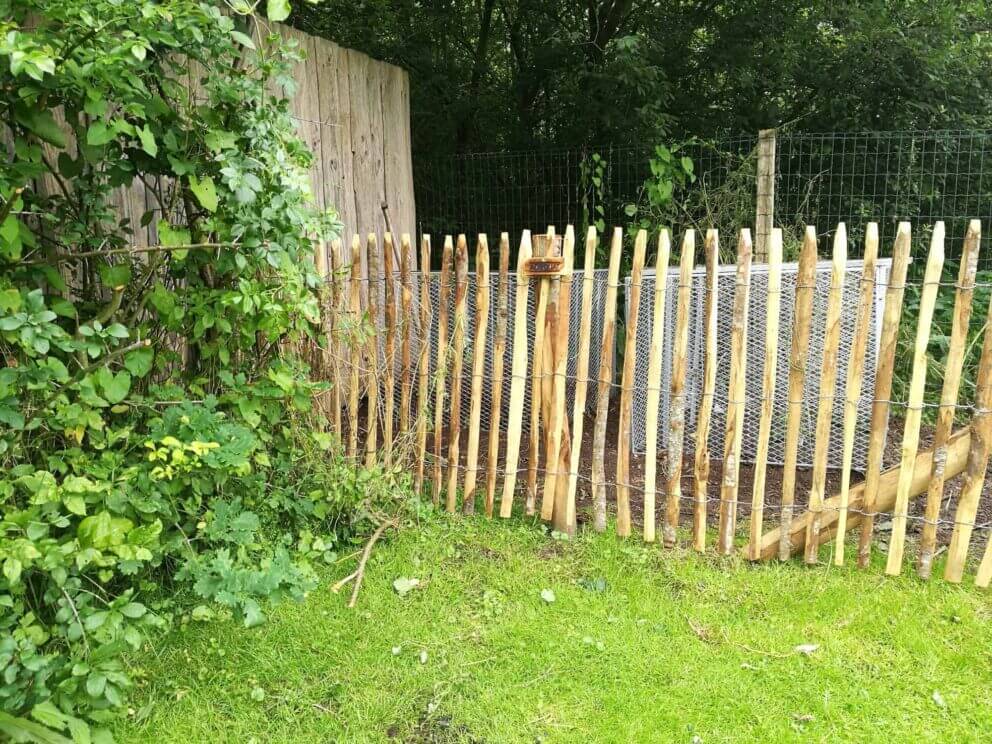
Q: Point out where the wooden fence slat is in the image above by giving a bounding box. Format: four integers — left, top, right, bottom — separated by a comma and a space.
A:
382, 233, 396, 467
616, 229, 648, 537
857, 223, 911, 567
665, 230, 696, 548
693, 230, 720, 552
414, 235, 431, 494
885, 223, 944, 575
500, 231, 534, 517
948, 274, 992, 583
399, 233, 414, 435
548, 226, 575, 532
804, 224, 847, 564
717, 229, 753, 555
643, 230, 672, 543
833, 223, 879, 566
433, 237, 453, 504
329, 239, 343, 437
463, 235, 490, 514
527, 228, 553, 515
747, 229, 782, 559
348, 234, 362, 460
779, 227, 818, 560
446, 235, 469, 512
565, 227, 599, 531
539, 227, 564, 522
918, 220, 980, 578
485, 233, 511, 517
364, 233, 380, 468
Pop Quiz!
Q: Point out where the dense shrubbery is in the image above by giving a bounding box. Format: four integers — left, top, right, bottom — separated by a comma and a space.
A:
0, 2, 399, 740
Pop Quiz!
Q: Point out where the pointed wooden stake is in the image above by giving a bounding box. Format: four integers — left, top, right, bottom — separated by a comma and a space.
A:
780, 227, 817, 560
665, 230, 695, 548
446, 235, 469, 512
747, 229, 782, 559
918, 220, 979, 578
717, 229, 753, 555
364, 233, 380, 469
463, 235, 490, 514
805, 224, 847, 564
382, 232, 396, 467
500, 231, 534, 518
432, 237, 453, 504
857, 223, 911, 568
414, 235, 432, 494
527, 228, 553, 516
399, 233, 414, 435
885, 223, 944, 575
833, 223, 879, 566
643, 230, 672, 543
485, 233, 511, 517
547, 226, 575, 532
693, 230, 720, 552
348, 234, 362, 460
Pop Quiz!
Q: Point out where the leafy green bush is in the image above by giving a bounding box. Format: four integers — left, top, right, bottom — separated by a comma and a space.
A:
0, 1, 394, 740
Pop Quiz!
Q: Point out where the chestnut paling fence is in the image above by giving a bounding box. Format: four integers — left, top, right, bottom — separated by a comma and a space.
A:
313, 219, 992, 586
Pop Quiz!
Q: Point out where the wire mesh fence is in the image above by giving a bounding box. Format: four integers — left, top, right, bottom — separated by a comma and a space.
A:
415, 130, 992, 267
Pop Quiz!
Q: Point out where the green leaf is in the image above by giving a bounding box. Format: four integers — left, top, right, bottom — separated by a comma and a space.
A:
63, 494, 87, 516
77, 511, 133, 549
86, 122, 115, 147
189, 175, 218, 213
137, 125, 157, 157
230, 30, 256, 50
98, 369, 131, 404
98, 263, 131, 288
14, 105, 67, 148
0, 288, 20, 313
124, 347, 154, 377
267, 0, 292, 22
3, 557, 22, 584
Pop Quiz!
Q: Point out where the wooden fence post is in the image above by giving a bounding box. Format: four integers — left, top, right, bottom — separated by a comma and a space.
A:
463, 235, 490, 514
665, 230, 695, 548
364, 233, 380, 468
548, 226, 575, 532
432, 237, 453, 503
747, 229, 782, 559
446, 235, 469, 511
693, 230, 720, 552
856, 223, 911, 567
328, 238, 343, 437
717, 229, 753, 555
348, 234, 362, 460
885, 224, 945, 575
414, 235, 432, 494
565, 227, 599, 531
527, 228, 553, 515
399, 233, 414, 435
779, 227, 817, 560
485, 233, 511, 517
382, 232, 396, 467
616, 229, 647, 537
592, 228, 623, 532
755, 128, 776, 263
804, 223, 847, 564
643, 229, 672, 543
539, 227, 564, 522
918, 220, 979, 578
500, 231, 534, 518
833, 223, 879, 565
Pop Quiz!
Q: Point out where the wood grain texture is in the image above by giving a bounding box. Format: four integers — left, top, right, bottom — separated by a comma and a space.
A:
565, 227, 599, 532
432, 237, 453, 504
833, 223, 879, 566
548, 226, 575, 533
717, 229, 753, 555
500, 232, 534, 518
693, 230, 720, 552
616, 230, 648, 537
399, 234, 414, 435
643, 230, 672, 543
804, 224, 847, 564
463, 235, 490, 514
747, 230, 782, 559
382, 233, 397, 467
856, 223, 911, 567
348, 235, 362, 460
527, 230, 553, 516
485, 233, 511, 517
364, 233, 381, 468
885, 224, 944, 575
665, 230, 695, 548
446, 236, 469, 511
414, 236, 432, 494
779, 228, 817, 560
918, 220, 979, 578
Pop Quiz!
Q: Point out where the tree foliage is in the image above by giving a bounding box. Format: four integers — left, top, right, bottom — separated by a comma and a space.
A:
294, 0, 992, 157
0, 1, 399, 740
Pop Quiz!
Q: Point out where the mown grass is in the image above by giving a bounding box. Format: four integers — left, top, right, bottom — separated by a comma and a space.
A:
117, 516, 992, 743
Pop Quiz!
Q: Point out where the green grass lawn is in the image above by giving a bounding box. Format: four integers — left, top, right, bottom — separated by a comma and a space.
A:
117, 517, 992, 743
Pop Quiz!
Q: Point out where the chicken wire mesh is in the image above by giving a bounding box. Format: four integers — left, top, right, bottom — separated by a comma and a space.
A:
366, 268, 612, 433
625, 258, 893, 469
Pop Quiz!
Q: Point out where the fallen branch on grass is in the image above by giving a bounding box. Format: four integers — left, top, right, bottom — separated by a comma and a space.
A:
347, 518, 399, 608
